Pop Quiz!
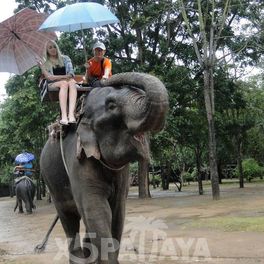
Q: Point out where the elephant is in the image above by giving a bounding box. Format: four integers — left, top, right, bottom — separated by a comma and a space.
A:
40, 72, 168, 263
14, 176, 36, 214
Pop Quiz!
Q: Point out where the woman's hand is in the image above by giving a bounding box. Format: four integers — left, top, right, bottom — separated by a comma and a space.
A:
47, 75, 55, 81
36, 57, 44, 67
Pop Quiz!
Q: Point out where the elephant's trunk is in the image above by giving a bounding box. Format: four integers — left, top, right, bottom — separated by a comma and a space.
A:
101, 72, 169, 132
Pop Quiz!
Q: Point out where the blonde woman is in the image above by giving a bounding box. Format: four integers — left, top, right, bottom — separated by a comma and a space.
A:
38, 40, 77, 125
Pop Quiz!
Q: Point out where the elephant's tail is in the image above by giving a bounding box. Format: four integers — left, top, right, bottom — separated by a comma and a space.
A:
14, 199, 18, 212
35, 214, 59, 253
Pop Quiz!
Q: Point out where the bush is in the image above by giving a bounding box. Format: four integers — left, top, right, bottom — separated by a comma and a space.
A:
149, 174, 161, 188
235, 158, 264, 181
0, 165, 14, 184
191, 168, 198, 181
182, 171, 194, 184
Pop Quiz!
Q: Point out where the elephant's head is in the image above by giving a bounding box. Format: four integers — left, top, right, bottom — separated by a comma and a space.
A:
76, 72, 168, 168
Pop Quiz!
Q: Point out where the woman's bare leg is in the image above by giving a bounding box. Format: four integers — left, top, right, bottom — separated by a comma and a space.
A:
68, 79, 77, 122
50, 80, 69, 122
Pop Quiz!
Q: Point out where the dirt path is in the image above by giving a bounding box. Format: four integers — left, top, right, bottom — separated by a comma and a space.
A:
0, 181, 264, 263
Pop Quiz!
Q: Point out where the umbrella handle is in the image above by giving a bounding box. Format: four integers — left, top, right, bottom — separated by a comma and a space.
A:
81, 28, 88, 62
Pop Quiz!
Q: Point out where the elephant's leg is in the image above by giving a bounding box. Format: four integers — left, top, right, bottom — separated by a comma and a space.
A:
57, 211, 83, 264
79, 193, 119, 264
25, 199, 33, 214
18, 199, 24, 213
109, 172, 130, 258
82, 230, 92, 260
30, 187, 36, 210
109, 198, 126, 256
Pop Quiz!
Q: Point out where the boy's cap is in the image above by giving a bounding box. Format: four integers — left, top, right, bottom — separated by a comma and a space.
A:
93, 42, 106, 50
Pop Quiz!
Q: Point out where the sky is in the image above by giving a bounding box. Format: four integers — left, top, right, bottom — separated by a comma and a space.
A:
0, 0, 18, 101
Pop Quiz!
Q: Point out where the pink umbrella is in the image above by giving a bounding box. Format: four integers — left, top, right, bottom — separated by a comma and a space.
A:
0, 8, 56, 75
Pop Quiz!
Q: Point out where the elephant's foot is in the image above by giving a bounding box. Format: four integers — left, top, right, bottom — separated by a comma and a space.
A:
25, 211, 33, 215
69, 247, 86, 264
18, 210, 24, 214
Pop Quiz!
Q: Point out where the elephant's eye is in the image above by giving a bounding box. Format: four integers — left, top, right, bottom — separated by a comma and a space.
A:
107, 101, 117, 111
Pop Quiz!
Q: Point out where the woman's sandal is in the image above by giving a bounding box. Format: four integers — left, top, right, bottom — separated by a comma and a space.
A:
68, 117, 76, 124
59, 119, 69, 125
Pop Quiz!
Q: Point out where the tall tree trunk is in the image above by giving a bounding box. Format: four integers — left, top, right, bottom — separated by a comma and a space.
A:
138, 159, 151, 198
236, 137, 244, 188
203, 68, 220, 200
36, 176, 42, 200
9, 176, 15, 198
161, 162, 170, 190
218, 162, 223, 184
195, 147, 203, 195
180, 0, 232, 200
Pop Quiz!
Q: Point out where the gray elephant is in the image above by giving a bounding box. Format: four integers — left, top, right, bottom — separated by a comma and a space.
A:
40, 72, 168, 263
14, 176, 36, 214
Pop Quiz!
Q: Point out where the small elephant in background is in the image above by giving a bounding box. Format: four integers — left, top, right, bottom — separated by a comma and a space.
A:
14, 176, 36, 214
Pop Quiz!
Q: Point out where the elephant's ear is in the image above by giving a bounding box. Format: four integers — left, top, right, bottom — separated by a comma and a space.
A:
76, 117, 100, 160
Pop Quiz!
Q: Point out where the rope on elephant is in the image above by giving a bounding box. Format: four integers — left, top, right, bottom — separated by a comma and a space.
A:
59, 128, 70, 177
98, 159, 126, 171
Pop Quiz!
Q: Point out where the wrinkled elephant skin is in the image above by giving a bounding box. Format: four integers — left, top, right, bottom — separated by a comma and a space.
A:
40, 72, 169, 263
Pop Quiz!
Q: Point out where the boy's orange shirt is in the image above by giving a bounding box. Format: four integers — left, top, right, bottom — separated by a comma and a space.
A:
86, 57, 112, 80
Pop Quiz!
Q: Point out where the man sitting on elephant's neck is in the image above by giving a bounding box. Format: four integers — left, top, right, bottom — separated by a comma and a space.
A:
84, 41, 112, 87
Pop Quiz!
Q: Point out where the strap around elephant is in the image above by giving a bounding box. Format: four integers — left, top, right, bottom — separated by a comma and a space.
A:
60, 128, 70, 176
98, 159, 126, 171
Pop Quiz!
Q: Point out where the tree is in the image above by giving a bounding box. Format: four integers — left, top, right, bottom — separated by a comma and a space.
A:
0, 69, 57, 184
242, 75, 264, 165
179, 0, 263, 199
3, 0, 263, 198
138, 159, 151, 198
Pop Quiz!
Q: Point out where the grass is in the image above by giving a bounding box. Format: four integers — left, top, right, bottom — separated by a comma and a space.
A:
178, 180, 264, 232
190, 216, 264, 232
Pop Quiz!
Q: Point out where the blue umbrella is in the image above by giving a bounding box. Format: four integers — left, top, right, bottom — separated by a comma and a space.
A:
15, 152, 35, 164
39, 2, 119, 32
38, 2, 119, 60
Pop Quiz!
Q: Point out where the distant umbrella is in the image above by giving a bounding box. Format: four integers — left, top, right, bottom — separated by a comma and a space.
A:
15, 152, 35, 164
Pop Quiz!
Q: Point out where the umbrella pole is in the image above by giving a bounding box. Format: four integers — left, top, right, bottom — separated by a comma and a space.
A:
81, 26, 88, 62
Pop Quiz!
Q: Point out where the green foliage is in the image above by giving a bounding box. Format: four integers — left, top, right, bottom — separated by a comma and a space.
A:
0, 0, 262, 186
0, 68, 58, 181
149, 173, 161, 187
0, 164, 14, 184
129, 162, 138, 176
182, 171, 194, 183
235, 158, 264, 181
190, 167, 198, 180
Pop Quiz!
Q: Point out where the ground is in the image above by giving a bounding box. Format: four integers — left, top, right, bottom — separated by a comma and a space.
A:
0, 181, 264, 264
